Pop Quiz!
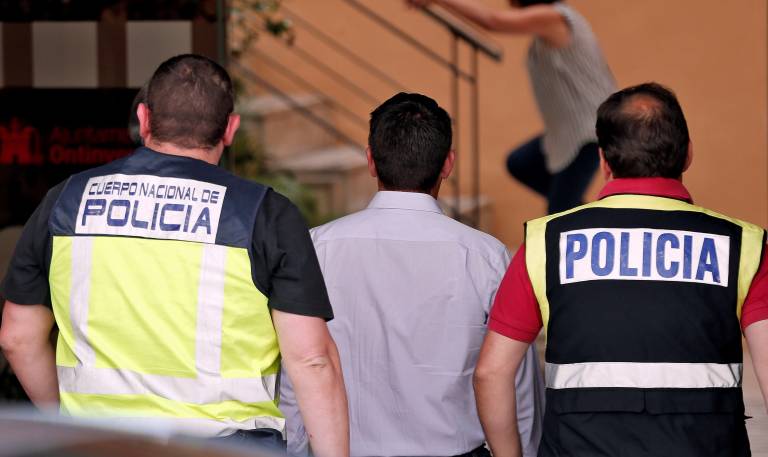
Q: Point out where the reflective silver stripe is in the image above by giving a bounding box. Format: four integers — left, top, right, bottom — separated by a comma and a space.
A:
70, 236, 95, 366
196, 244, 226, 378
545, 362, 743, 389
57, 366, 278, 404
63, 239, 278, 410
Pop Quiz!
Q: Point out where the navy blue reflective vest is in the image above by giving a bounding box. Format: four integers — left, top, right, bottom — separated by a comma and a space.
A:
525, 193, 765, 415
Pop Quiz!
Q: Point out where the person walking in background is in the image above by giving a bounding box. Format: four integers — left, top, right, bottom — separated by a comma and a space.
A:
0, 54, 349, 457
407, 0, 616, 214
473, 82, 768, 457
281, 92, 544, 457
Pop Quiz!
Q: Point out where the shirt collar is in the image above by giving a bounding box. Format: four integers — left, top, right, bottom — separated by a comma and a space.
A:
367, 191, 444, 214
598, 177, 693, 203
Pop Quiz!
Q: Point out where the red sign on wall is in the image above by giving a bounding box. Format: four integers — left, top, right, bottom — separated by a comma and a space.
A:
0, 89, 139, 227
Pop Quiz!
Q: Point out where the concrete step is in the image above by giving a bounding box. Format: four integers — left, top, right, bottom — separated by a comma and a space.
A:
238, 93, 337, 158
271, 145, 376, 217
438, 194, 494, 233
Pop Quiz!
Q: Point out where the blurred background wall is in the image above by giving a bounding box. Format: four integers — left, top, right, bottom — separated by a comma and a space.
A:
0, 0, 766, 255
242, 0, 767, 246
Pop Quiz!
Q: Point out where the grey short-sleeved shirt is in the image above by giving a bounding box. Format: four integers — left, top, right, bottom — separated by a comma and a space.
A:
527, 2, 617, 173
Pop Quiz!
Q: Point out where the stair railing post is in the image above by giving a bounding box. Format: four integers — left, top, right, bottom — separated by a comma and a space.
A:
451, 32, 461, 222
471, 45, 480, 229
217, 0, 233, 170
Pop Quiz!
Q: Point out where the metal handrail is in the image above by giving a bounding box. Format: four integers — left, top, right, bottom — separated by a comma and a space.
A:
421, 6, 503, 61
337, 0, 502, 225
232, 61, 363, 150
281, 4, 408, 93
236, 0, 504, 227
243, 21, 381, 105
247, 47, 369, 129
343, 0, 475, 81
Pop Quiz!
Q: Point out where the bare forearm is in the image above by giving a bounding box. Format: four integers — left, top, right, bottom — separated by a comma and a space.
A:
475, 374, 522, 457
474, 332, 531, 457
0, 302, 58, 409
285, 347, 349, 457
3, 341, 59, 408
432, 0, 496, 29
756, 362, 768, 412
746, 320, 768, 411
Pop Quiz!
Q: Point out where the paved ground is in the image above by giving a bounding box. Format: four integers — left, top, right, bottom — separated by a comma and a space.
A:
744, 347, 767, 456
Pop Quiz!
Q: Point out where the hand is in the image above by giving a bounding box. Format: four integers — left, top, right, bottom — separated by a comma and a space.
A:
406, 0, 435, 8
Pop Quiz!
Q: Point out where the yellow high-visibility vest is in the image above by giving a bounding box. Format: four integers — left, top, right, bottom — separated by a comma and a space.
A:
48, 148, 283, 436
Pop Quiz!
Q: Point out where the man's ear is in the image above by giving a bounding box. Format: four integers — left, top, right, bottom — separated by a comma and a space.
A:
137, 103, 151, 142
599, 148, 613, 180
440, 150, 456, 179
366, 146, 377, 178
222, 114, 241, 147
683, 141, 693, 173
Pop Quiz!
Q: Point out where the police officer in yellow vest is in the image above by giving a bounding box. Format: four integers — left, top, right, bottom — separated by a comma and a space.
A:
474, 83, 768, 456
0, 54, 350, 457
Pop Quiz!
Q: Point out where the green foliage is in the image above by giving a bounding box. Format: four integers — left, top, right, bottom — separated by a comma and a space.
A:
229, 132, 329, 227
229, 0, 295, 58
227, 1, 330, 226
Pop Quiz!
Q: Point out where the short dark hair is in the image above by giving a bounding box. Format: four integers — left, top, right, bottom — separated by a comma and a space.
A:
368, 93, 452, 192
146, 54, 234, 149
596, 82, 690, 178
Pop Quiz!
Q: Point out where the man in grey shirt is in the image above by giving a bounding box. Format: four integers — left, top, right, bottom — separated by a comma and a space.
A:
408, 0, 616, 214
280, 93, 544, 457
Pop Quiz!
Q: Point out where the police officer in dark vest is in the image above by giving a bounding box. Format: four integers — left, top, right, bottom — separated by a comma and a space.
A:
473, 82, 768, 457
0, 54, 350, 457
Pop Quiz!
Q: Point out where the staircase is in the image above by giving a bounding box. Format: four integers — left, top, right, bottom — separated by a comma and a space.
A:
238, 92, 375, 217
232, 0, 503, 231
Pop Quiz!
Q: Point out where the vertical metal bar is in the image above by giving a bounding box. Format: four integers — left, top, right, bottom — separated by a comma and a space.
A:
216, 0, 227, 67
471, 46, 480, 228
451, 33, 461, 221
216, 0, 232, 170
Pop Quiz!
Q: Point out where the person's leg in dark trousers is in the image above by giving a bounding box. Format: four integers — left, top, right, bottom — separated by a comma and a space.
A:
506, 135, 552, 198
547, 142, 600, 214
213, 428, 286, 454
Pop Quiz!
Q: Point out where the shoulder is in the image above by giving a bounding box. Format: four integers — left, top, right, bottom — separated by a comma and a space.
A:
551, 3, 588, 31
693, 205, 766, 240
64, 152, 136, 184
44, 180, 68, 204
548, 2, 598, 46
38, 179, 72, 219
526, 200, 592, 227
428, 215, 511, 269
309, 209, 376, 243
450, 217, 508, 253
255, 188, 307, 229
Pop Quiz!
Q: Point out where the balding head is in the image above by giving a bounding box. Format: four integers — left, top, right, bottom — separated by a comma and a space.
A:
596, 82, 690, 178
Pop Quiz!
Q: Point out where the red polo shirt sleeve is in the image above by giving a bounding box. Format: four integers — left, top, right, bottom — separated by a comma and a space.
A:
488, 245, 543, 343
741, 248, 768, 330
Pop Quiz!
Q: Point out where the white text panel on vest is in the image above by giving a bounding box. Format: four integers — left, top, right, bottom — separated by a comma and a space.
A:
558, 228, 730, 287
75, 174, 227, 244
